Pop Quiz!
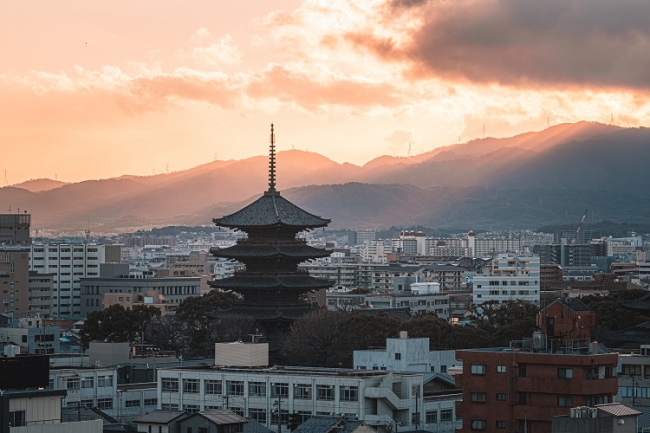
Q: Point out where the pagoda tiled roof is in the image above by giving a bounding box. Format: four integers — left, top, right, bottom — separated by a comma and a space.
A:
210, 244, 330, 260
209, 273, 332, 290
604, 321, 650, 343
213, 191, 330, 229
620, 293, 650, 312
207, 304, 314, 321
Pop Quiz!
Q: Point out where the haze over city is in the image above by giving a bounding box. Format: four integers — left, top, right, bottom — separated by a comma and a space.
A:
3, 0, 650, 184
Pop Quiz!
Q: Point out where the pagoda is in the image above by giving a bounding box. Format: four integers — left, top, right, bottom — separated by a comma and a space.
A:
208, 125, 332, 344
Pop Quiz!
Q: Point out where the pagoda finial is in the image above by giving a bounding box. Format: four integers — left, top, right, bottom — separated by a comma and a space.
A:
268, 123, 276, 192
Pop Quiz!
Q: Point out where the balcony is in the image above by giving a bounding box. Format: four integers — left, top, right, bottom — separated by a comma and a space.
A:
515, 376, 618, 395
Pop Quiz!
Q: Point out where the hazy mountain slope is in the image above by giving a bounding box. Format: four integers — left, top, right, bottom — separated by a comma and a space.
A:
11, 178, 68, 192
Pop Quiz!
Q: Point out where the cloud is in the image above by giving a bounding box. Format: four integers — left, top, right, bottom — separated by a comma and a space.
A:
347, 0, 650, 90
385, 129, 416, 152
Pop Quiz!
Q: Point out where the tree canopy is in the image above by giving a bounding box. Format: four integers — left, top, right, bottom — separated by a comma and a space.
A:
81, 304, 160, 345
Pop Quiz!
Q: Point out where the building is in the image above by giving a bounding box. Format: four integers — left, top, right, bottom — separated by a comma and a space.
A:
28, 271, 53, 318
364, 292, 450, 320
554, 229, 601, 245
103, 289, 178, 315
0, 248, 30, 317
538, 298, 595, 341
0, 315, 60, 354
354, 333, 460, 374
209, 127, 332, 351
0, 213, 31, 245
472, 253, 540, 306
551, 403, 641, 433
455, 339, 618, 433
80, 275, 201, 316
356, 230, 377, 245
29, 244, 121, 318
156, 363, 460, 432
360, 242, 392, 264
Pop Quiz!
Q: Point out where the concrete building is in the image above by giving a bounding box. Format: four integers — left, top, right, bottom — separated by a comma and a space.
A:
472, 253, 540, 306
0, 248, 30, 317
354, 333, 460, 374
0, 213, 31, 246
29, 244, 122, 318
0, 315, 60, 354
103, 289, 178, 315
156, 364, 460, 433
551, 403, 640, 433
361, 242, 392, 264
364, 292, 450, 319
356, 230, 377, 245
455, 340, 618, 433
27, 271, 53, 318
80, 275, 201, 316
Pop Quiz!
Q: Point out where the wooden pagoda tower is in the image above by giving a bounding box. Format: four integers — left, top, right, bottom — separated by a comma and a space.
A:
208, 125, 332, 346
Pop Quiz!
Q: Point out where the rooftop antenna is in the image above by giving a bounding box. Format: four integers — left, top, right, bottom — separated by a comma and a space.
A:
268, 123, 276, 192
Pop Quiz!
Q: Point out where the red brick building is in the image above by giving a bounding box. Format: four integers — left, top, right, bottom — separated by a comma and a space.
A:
538, 298, 596, 341
456, 343, 618, 433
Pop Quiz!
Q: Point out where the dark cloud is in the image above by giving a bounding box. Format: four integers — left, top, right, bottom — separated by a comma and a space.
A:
355, 0, 650, 89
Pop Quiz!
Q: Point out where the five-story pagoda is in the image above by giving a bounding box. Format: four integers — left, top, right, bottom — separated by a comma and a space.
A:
208, 125, 332, 343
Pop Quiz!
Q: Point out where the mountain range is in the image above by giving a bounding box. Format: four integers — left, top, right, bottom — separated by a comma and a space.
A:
2, 121, 649, 231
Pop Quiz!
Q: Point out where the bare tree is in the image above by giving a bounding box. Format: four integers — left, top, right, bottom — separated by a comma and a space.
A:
281, 310, 349, 367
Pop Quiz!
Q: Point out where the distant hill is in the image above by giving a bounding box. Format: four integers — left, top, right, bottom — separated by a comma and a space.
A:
0, 122, 646, 231
11, 178, 68, 192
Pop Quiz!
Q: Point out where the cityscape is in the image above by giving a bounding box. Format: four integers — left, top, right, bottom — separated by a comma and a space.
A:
2, 2, 650, 433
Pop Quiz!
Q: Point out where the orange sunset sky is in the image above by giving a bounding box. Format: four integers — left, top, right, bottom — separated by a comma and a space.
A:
2, 0, 650, 184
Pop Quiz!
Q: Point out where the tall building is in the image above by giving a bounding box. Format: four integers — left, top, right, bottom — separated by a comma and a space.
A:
472, 253, 540, 306
355, 229, 377, 245
29, 244, 121, 318
209, 125, 332, 347
0, 213, 31, 245
0, 248, 30, 317
456, 340, 618, 433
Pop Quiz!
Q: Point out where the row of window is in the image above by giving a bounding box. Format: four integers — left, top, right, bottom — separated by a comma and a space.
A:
161, 379, 359, 401
425, 409, 454, 423
470, 364, 611, 379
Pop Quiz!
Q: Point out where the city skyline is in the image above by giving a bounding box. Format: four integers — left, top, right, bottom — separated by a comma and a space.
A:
2, 0, 650, 183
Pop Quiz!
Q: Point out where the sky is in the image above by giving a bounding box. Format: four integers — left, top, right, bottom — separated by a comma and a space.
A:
2, 0, 650, 184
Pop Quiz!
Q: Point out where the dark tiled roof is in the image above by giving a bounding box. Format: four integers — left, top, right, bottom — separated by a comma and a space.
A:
208, 304, 315, 321
620, 293, 650, 311
133, 410, 188, 424
243, 418, 274, 433
353, 307, 412, 321
293, 416, 369, 433
213, 191, 330, 229
210, 274, 332, 290
210, 243, 330, 260
604, 321, 650, 343
545, 297, 592, 312
190, 410, 247, 425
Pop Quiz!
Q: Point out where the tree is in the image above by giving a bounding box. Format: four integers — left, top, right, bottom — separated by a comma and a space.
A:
81, 304, 160, 345
146, 315, 190, 351
281, 310, 349, 367
471, 300, 539, 346
399, 314, 490, 350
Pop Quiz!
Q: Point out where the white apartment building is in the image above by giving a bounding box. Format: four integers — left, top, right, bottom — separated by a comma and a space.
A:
156, 364, 460, 433
49, 367, 158, 423
29, 244, 121, 318
354, 333, 461, 375
361, 242, 392, 264
472, 253, 540, 306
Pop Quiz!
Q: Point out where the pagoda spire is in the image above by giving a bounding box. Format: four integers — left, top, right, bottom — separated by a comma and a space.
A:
268, 123, 276, 192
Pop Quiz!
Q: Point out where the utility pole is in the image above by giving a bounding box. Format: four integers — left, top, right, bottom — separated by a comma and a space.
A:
274, 395, 283, 433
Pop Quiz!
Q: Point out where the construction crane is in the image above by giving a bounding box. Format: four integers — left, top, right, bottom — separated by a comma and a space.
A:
571, 209, 588, 244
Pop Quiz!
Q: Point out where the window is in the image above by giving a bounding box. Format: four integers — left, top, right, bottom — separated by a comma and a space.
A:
65, 377, 80, 389
249, 408, 267, 423
125, 400, 140, 407
558, 396, 573, 407
622, 364, 642, 376
162, 378, 179, 392
340, 386, 358, 402
144, 398, 158, 406
470, 364, 486, 375
470, 392, 486, 403
496, 393, 506, 401
227, 381, 244, 396
395, 353, 402, 360
9, 410, 26, 427
496, 420, 507, 429
519, 363, 526, 377
205, 380, 222, 395
249, 382, 266, 397
98, 375, 113, 387
471, 420, 486, 430
294, 384, 312, 399
272, 383, 289, 398
184, 404, 199, 413
183, 378, 199, 393
97, 398, 113, 409
558, 368, 573, 379
426, 410, 437, 423
162, 404, 178, 410
317, 385, 335, 400
440, 409, 453, 422
496, 365, 506, 373
440, 365, 447, 373
518, 393, 527, 405
81, 377, 94, 388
